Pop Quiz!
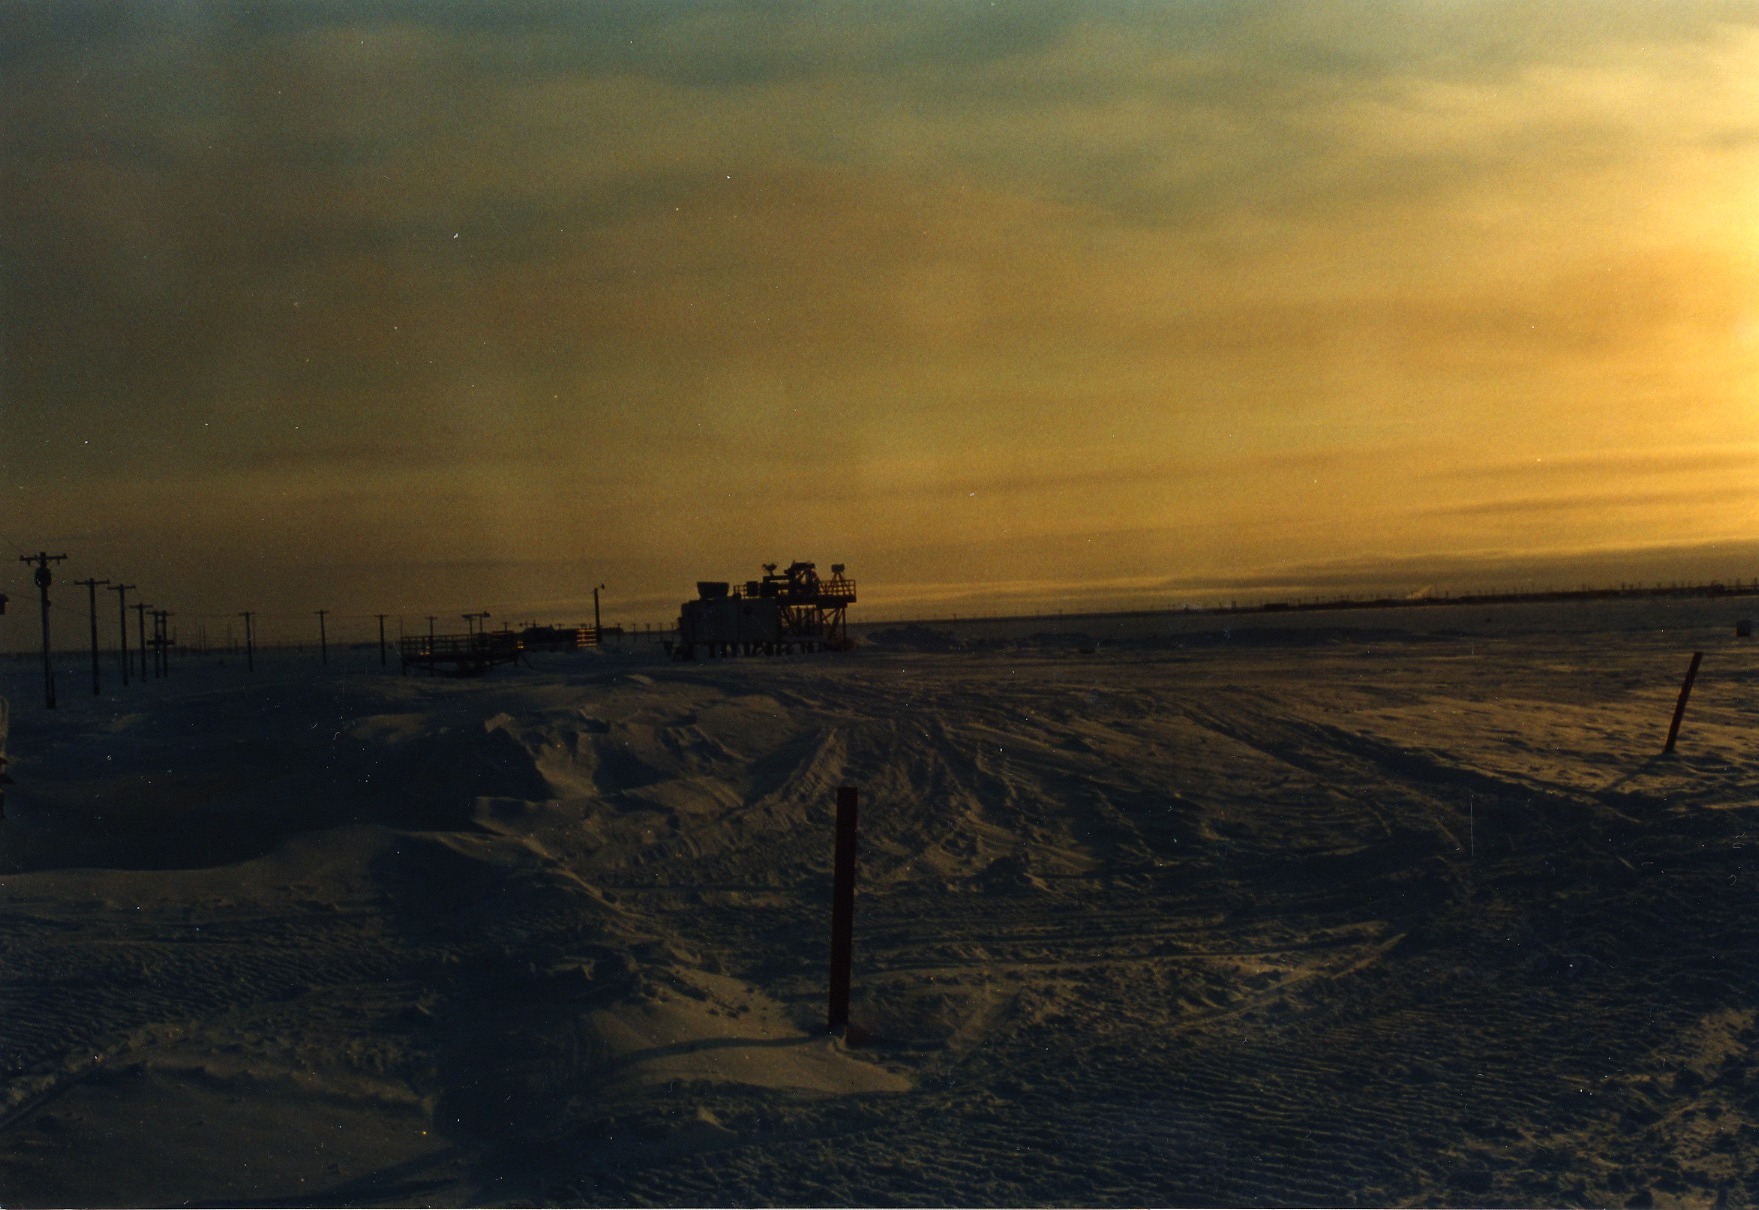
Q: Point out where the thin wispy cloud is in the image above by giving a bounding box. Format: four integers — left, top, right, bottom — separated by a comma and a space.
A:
3, 2, 1756, 619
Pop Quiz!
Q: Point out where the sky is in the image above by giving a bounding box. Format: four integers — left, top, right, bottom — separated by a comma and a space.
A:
4, 1, 1758, 642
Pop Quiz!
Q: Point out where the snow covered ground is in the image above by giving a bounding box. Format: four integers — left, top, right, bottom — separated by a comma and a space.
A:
1, 595, 1757, 1205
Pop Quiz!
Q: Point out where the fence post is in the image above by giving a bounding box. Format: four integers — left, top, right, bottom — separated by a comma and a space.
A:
828, 785, 859, 1037
1664, 651, 1703, 754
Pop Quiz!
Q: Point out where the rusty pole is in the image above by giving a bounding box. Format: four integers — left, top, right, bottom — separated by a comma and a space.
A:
827, 785, 859, 1037
1664, 651, 1704, 755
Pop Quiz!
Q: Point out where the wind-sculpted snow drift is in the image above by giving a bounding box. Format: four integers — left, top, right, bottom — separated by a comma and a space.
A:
1, 596, 1758, 1205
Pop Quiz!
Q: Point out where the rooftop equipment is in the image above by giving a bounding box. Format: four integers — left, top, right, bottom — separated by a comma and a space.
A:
669, 561, 857, 659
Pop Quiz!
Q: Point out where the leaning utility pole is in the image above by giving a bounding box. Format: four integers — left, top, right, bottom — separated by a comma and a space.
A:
73, 577, 110, 696
20, 552, 68, 709
375, 614, 389, 666
112, 583, 135, 687
238, 611, 255, 672
315, 610, 329, 665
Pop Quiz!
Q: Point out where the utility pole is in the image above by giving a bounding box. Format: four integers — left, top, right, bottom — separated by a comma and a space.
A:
238, 611, 255, 672
153, 610, 173, 677
133, 602, 152, 682
462, 612, 475, 637
315, 610, 329, 665
73, 577, 110, 696
20, 552, 68, 709
375, 614, 388, 665
593, 583, 605, 642
111, 583, 135, 687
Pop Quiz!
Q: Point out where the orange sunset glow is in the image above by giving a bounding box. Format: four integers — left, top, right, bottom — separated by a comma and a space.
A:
4, 3, 1758, 636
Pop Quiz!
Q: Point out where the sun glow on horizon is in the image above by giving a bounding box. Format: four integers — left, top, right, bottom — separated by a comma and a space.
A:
4, 3, 1759, 624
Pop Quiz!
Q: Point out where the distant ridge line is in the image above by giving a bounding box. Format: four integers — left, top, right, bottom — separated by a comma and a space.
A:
860, 579, 1759, 631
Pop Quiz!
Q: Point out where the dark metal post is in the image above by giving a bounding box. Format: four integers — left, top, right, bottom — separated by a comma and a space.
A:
827, 785, 859, 1036
112, 583, 134, 687
134, 602, 151, 681
239, 611, 254, 672
376, 614, 388, 665
37, 565, 54, 708
593, 584, 605, 645
154, 611, 173, 677
75, 578, 109, 695
1664, 651, 1704, 754
315, 610, 329, 665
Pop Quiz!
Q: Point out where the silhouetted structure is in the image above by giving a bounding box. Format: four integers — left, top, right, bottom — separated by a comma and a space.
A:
668, 560, 856, 659
519, 624, 595, 651
399, 630, 522, 676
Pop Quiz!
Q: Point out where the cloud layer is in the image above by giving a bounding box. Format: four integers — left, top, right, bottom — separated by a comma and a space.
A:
4, 2, 1757, 632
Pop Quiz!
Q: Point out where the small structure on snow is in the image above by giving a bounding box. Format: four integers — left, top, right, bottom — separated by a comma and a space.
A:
400, 630, 523, 676
668, 561, 856, 659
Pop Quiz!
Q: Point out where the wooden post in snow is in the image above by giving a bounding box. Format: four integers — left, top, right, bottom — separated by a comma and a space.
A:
827, 785, 859, 1037
1664, 651, 1703, 755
